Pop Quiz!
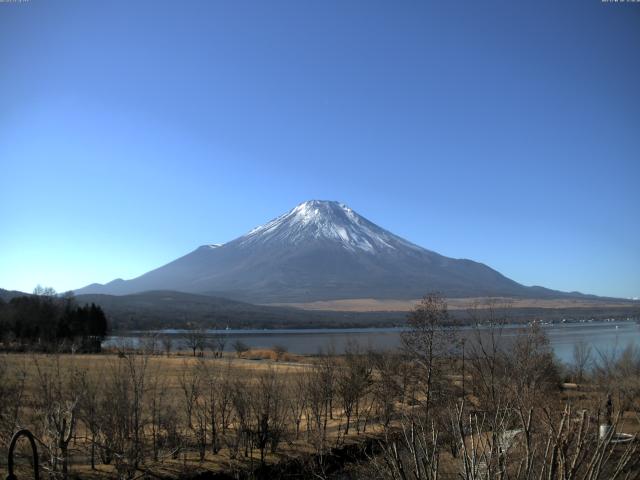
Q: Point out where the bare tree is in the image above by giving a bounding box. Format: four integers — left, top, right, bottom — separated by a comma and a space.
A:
183, 328, 207, 357
370, 350, 403, 428
593, 343, 640, 416
249, 368, 289, 463
98, 353, 149, 479
200, 360, 222, 454
33, 355, 79, 480
287, 372, 307, 439
466, 299, 511, 415
73, 366, 103, 470
161, 335, 173, 357
303, 355, 337, 475
214, 360, 235, 438
232, 339, 249, 358
229, 375, 250, 460
192, 367, 209, 462
210, 333, 227, 358
147, 363, 171, 462
373, 416, 440, 480
140, 333, 159, 355
33, 284, 57, 297
401, 293, 456, 416
178, 361, 201, 431
337, 341, 372, 436
573, 340, 593, 383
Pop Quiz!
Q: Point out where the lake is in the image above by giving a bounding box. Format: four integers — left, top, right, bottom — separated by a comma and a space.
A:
105, 320, 639, 365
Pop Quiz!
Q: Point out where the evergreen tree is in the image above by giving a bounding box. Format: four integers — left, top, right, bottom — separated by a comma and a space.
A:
0, 291, 109, 352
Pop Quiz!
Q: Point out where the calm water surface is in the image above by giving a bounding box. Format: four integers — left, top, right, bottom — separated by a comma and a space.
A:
105, 320, 640, 365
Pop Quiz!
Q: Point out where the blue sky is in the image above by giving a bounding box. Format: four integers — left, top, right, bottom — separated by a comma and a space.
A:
1, 0, 638, 298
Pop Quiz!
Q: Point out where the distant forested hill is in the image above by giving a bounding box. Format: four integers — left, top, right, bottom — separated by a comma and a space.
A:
75, 290, 404, 331
0, 288, 29, 302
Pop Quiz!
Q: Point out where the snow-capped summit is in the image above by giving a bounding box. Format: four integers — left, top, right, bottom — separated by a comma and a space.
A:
239, 200, 420, 253
75, 200, 564, 303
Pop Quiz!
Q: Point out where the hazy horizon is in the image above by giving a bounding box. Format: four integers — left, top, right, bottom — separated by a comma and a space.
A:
1, 1, 639, 298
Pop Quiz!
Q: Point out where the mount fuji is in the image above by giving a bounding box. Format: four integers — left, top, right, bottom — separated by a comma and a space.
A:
75, 200, 579, 303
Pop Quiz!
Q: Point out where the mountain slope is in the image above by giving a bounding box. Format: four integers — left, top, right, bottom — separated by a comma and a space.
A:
0, 288, 29, 302
76, 200, 584, 302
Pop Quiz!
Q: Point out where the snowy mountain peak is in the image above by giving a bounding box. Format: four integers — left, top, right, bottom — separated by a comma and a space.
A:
238, 200, 420, 253
289, 200, 354, 226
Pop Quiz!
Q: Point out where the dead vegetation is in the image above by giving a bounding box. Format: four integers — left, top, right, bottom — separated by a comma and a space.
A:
1, 295, 640, 480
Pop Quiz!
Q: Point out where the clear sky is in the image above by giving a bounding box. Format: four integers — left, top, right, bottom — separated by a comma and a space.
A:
1, 0, 638, 298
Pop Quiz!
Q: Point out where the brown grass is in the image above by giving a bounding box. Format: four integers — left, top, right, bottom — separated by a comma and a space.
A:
0, 352, 361, 479
265, 296, 637, 312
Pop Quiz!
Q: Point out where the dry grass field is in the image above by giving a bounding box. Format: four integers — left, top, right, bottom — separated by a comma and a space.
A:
0, 349, 392, 480
267, 296, 638, 312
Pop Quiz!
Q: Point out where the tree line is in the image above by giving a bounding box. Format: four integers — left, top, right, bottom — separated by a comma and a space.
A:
0, 287, 108, 352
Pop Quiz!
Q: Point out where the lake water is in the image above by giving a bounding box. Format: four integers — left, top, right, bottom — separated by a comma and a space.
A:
105, 320, 640, 365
